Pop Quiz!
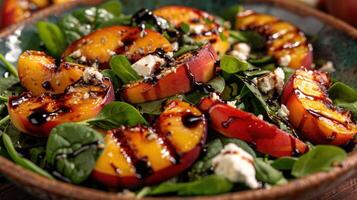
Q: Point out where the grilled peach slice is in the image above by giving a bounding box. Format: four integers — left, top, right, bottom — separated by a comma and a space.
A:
154, 6, 230, 56
121, 45, 218, 104
92, 100, 206, 187
235, 11, 313, 69
199, 97, 308, 157
62, 26, 173, 67
18, 50, 85, 95
281, 69, 357, 145
8, 79, 115, 137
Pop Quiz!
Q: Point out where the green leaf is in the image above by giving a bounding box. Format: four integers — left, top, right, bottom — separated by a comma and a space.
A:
254, 158, 286, 185
292, 145, 347, 178
101, 69, 121, 91
0, 75, 19, 94
208, 76, 226, 93
2, 133, 53, 179
248, 55, 273, 65
96, 15, 132, 29
180, 23, 190, 34
88, 101, 147, 130
46, 123, 104, 184
174, 45, 199, 57
271, 157, 297, 170
220, 5, 243, 25
36, 21, 66, 58
0, 54, 18, 77
99, 0, 122, 16
110, 55, 141, 84
149, 175, 233, 196
229, 30, 265, 49
328, 82, 357, 118
220, 55, 253, 74
137, 99, 166, 115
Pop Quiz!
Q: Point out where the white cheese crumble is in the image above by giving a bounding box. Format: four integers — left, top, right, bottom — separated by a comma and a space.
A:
279, 54, 291, 67
171, 42, 179, 51
131, 55, 165, 77
278, 104, 290, 119
230, 43, 251, 61
257, 114, 264, 120
211, 92, 221, 101
190, 24, 205, 35
256, 67, 285, 95
83, 67, 103, 84
212, 143, 260, 189
319, 61, 335, 73
227, 100, 237, 108
69, 49, 82, 59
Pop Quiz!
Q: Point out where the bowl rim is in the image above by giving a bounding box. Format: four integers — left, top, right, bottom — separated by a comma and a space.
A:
0, 0, 356, 199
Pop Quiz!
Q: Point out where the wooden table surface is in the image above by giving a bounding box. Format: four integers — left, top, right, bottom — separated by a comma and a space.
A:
0, 176, 356, 200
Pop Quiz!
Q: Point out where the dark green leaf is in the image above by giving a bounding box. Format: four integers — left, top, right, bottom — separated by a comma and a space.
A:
101, 69, 121, 91
0, 76, 19, 94
180, 23, 190, 34
46, 123, 104, 183
88, 101, 147, 130
220, 5, 243, 25
99, 0, 122, 16
271, 157, 297, 170
137, 99, 166, 115
149, 175, 233, 196
248, 55, 273, 65
292, 145, 347, 178
254, 158, 286, 185
96, 15, 132, 28
328, 82, 357, 118
0, 54, 18, 77
36, 21, 66, 57
174, 45, 199, 57
2, 133, 53, 179
110, 55, 141, 84
230, 31, 265, 49
220, 55, 253, 74
208, 76, 226, 93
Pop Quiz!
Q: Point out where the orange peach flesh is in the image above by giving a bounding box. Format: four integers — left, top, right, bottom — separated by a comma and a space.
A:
8, 80, 115, 137
282, 69, 357, 145
92, 100, 206, 187
18, 51, 85, 95
62, 26, 173, 66
235, 11, 313, 69
154, 6, 230, 56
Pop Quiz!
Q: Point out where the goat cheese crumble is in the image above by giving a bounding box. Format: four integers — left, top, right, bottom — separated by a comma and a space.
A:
230, 43, 251, 61
254, 67, 285, 96
278, 104, 290, 119
131, 54, 165, 77
319, 61, 335, 73
83, 67, 103, 84
212, 143, 260, 189
279, 54, 291, 67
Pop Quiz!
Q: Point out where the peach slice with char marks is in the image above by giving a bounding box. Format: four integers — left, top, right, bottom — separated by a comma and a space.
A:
235, 11, 313, 69
8, 79, 114, 137
92, 100, 206, 187
62, 26, 173, 67
121, 45, 218, 104
18, 50, 85, 95
281, 69, 357, 145
198, 97, 308, 158
154, 6, 230, 56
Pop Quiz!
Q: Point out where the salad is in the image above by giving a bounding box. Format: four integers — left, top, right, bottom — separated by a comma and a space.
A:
0, 0, 356, 197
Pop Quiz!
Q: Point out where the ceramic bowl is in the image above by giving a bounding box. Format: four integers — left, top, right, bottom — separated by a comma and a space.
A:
0, 0, 356, 199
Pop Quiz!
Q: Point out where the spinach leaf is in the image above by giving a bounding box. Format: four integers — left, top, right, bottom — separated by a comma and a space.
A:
0, 75, 19, 94
1, 132, 53, 179
0, 54, 18, 77
36, 21, 66, 58
99, 0, 122, 16
328, 82, 357, 118
101, 69, 121, 91
46, 123, 104, 184
254, 158, 286, 185
137, 99, 166, 115
96, 15, 132, 29
220, 5, 243, 25
148, 175, 233, 196
292, 145, 347, 178
110, 55, 141, 84
271, 157, 297, 170
88, 101, 147, 130
248, 55, 273, 65
59, 7, 114, 44
208, 76, 226, 93
173, 45, 199, 57
220, 55, 253, 74
229, 30, 265, 49
180, 23, 190, 34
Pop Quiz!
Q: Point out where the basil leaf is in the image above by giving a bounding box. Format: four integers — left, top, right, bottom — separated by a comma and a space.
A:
271, 157, 297, 170
88, 101, 147, 130
36, 21, 66, 58
149, 175, 233, 196
110, 55, 141, 84
46, 123, 104, 184
220, 55, 253, 74
1, 133, 53, 179
328, 82, 357, 118
99, 0, 122, 16
254, 158, 286, 185
292, 145, 347, 178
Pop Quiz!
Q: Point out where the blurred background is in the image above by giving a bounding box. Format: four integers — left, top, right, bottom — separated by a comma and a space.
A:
0, 0, 356, 28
